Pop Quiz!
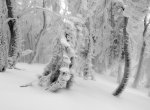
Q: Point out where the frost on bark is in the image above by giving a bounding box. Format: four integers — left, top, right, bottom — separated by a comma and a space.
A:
105, 1, 130, 96
121, 0, 150, 91
82, 38, 94, 80
38, 23, 74, 92
107, 1, 125, 79
84, 21, 94, 80
6, 0, 19, 68
113, 16, 130, 96
113, 0, 150, 96
73, 18, 94, 80
0, 0, 8, 72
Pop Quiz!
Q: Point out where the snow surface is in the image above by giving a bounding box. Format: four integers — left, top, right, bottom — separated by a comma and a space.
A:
0, 63, 150, 110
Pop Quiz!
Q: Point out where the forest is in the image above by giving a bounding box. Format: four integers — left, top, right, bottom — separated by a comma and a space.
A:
0, 0, 150, 110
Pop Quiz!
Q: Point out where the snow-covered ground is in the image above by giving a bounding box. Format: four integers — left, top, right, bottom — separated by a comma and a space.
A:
0, 63, 150, 110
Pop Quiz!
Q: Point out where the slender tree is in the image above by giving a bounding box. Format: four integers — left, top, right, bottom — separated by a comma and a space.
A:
29, 0, 47, 63
113, 17, 130, 96
132, 15, 150, 88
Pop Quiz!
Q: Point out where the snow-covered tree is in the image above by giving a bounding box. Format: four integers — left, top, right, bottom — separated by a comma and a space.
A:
6, 0, 20, 69
0, 0, 8, 72
38, 21, 74, 92
132, 15, 150, 88
113, 16, 130, 96
113, 0, 150, 96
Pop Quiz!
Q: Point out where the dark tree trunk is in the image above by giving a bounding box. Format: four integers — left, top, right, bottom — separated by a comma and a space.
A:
113, 17, 130, 96
6, 0, 18, 68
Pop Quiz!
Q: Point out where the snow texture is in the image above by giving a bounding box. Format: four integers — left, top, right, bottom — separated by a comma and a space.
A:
0, 63, 150, 110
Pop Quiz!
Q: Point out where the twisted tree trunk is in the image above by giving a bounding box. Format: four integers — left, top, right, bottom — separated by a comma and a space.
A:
113, 17, 130, 96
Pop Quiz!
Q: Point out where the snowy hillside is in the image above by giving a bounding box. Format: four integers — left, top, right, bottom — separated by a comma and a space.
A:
0, 63, 150, 110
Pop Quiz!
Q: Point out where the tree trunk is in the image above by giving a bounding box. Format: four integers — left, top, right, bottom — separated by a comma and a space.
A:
29, 0, 47, 64
113, 17, 130, 96
0, 0, 8, 72
38, 36, 73, 92
6, 0, 19, 68
132, 16, 148, 88
132, 42, 145, 88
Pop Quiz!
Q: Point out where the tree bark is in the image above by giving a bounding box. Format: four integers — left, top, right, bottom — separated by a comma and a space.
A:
6, 0, 19, 68
113, 17, 130, 96
0, 0, 8, 72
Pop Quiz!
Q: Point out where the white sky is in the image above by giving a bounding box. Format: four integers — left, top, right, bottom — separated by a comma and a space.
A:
60, 0, 66, 15
60, 0, 71, 15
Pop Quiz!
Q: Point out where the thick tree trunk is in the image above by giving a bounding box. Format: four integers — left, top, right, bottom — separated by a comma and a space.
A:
113, 17, 130, 96
29, 0, 47, 64
132, 16, 148, 88
0, 0, 8, 72
6, 0, 18, 68
38, 37, 73, 92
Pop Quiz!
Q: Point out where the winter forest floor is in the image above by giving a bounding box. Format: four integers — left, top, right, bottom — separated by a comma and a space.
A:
0, 63, 150, 110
